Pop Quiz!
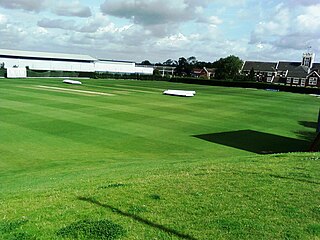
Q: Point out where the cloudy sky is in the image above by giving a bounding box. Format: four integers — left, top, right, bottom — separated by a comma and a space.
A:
0, 0, 319, 63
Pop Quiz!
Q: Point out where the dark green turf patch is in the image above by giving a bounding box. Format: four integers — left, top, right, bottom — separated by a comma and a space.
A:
0, 219, 28, 234
0, 219, 35, 240
127, 205, 148, 214
149, 194, 161, 200
9, 231, 35, 240
98, 183, 126, 189
216, 218, 242, 233
57, 219, 126, 240
306, 224, 320, 236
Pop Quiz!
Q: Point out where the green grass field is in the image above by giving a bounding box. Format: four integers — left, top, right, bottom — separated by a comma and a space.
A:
0, 78, 320, 240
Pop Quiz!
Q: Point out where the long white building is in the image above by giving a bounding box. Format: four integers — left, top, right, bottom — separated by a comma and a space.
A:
0, 49, 154, 75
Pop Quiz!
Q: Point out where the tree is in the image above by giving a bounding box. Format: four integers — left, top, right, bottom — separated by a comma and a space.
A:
140, 60, 152, 65
214, 55, 243, 80
175, 57, 192, 76
187, 56, 197, 66
163, 59, 177, 66
248, 67, 255, 81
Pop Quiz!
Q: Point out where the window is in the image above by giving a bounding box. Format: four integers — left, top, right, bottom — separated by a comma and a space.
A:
286, 78, 292, 84
309, 77, 317, 85
267, 72, 272, 76
293, 78, 299, 84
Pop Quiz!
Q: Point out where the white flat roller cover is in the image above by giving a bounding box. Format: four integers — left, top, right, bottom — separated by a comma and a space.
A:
163, 89, 196, 97
63, 79, 82, 85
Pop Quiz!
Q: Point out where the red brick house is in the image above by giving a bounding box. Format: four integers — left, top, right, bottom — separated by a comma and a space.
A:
192, 67, 215, 79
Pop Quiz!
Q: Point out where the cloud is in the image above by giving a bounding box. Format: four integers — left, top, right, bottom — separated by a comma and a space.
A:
248, 2, 320, 60
250, 4, 290, 45
79, 15, 110, 33
100, 0, 187, 25
37, 18, 77, 31
285, 0, 320, 5
0, 0, 48, 12
37, 14, 126, 35
197, 15, 223, 26
100, 0, 212, 38
0, 14, 28, 48
0, 13, 7, 24
0, 0, 91, 18
100, 0, 211, 25
52, 1, 92, 18
296, 4, 320, 33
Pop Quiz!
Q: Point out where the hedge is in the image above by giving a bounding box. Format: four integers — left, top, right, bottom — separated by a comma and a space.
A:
168, 77, 320, 95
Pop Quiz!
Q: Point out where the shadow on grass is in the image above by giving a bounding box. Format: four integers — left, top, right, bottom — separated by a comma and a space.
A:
77, 197, 197, 240
194, 130, 310, 154
269, 174, 320, 185
296, 121, 320, 151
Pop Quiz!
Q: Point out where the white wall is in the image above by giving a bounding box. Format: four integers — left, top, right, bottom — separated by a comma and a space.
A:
95, 61, 154, 75
134, 66, 154, 75
0, 57, 95, 72
0, 57, 154, 75
95, 61, 136, 73
7, 67, 27, 78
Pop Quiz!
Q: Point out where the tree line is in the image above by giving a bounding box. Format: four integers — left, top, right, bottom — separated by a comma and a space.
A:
139, 55, 244, 80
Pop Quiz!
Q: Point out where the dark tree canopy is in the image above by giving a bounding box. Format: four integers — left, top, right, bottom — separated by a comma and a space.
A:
163, 59, 178, 66
140, 60, 152, 65
214, 55, 243, 80
136, 55, 243, 79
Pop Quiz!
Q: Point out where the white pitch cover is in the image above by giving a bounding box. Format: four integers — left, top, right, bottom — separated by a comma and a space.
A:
163, 89, 196, 97
63, 79, 82, 85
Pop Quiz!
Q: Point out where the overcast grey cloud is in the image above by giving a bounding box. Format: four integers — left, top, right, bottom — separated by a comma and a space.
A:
0, 0, 91, 17
38, 18, 77, 31
99, 0, 212, 38
100, 0, 209, 25
0, 0, 48, 12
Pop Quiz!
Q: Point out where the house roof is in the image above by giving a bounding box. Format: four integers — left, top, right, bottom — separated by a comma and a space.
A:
192, 68, 202, 74
242, 61, 277, 72
312, 63, 320, 70
192, 67, 216, 74
286, 65, 309, 78
277, 61, 301, 71
0, 49, 96, 62
307, 70, 320, 78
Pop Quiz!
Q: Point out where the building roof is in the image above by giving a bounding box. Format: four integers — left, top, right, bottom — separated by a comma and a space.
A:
286, 65, 309, 78
242, 61, 277, 72
312, 63, 320, 70
277, 61, 301, 71
0, 49, 96, 62
99, 59, 135, 64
